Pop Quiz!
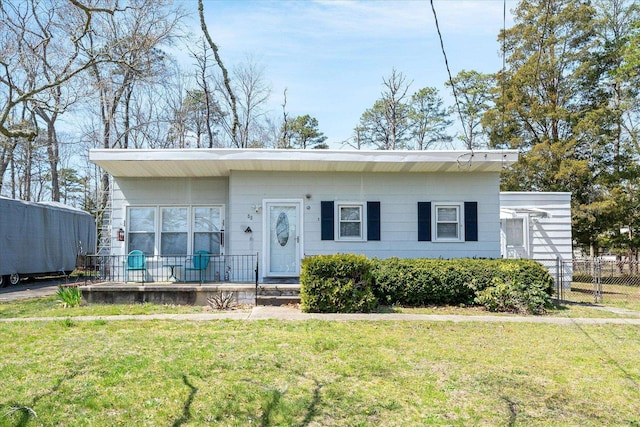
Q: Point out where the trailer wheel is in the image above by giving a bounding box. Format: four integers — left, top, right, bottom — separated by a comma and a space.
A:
0, 275, 6, 288
9, 273, 20, 286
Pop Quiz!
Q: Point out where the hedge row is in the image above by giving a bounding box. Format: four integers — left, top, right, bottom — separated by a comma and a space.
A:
300, 255, 554, 314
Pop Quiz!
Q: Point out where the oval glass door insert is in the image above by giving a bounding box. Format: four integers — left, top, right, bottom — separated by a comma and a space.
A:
276, 211, 290, 246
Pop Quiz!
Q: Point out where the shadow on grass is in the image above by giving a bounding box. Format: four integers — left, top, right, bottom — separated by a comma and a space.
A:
375, 305, 398, 313
172, 375, 198, 427
552, 300, 603, 310
300, 378, 323, 426
572, 323, 639, 389
501, 396, 518, 427
243, 373, 324, 427
260, 388, 284, 427
1, 366, 82, 427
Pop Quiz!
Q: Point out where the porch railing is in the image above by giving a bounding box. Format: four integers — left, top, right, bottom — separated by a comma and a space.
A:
84, 253, 258, 285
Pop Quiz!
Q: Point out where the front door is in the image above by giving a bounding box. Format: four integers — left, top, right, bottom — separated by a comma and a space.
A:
264, 200, 302, 277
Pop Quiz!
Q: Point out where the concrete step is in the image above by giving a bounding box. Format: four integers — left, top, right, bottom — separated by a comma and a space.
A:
257, 284, 300, 297
256, 295, 301, 306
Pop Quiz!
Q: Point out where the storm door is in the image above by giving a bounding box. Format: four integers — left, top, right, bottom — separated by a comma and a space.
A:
264, 200, 302, 277
501, 216, 529, 259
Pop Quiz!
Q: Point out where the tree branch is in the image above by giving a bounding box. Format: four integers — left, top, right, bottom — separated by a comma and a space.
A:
198, 0, 239, 146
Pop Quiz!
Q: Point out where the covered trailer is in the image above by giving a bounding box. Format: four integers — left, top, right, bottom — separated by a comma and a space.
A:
0, 197, 96, 286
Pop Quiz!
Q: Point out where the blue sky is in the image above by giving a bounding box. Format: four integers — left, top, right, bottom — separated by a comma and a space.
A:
192, 0, 517, 148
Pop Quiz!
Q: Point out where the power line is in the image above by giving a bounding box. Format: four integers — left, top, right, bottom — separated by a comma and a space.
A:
429, 0, 470, 147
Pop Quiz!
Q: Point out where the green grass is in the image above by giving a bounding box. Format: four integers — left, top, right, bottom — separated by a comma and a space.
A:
0, 295, 220, 319
2, 294, 639, 320
0, 318, 639, 426
567, 281, 640, 311
392, 303, 640, 318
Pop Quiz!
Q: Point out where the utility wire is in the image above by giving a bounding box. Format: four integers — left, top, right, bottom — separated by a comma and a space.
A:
501, 0, 507, 147
429, 0, 470, 149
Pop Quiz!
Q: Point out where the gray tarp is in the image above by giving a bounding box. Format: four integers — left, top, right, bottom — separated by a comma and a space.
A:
0, 197, 96, 276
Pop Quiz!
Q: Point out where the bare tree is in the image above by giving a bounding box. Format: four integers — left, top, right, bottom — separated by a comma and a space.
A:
74, 0, 186, 251
281, 88, 289, 148
356, 69, 413, 150
0, 0, 118, 200
232, 58, 271, 148
381, 68, 412, 150
189, 37, 224, 148
84, 0, 184, 150
0, 0, 115, 140
198, 0, 239, 146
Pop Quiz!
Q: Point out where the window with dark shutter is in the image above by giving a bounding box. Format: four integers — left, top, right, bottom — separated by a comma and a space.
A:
321, 201, 334, 240
464, 201, 478, 242
367, 201, 381, 241
417, 202, 432, 241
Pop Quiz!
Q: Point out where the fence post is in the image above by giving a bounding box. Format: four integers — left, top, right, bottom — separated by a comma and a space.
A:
255, 253, 259, 306
594, 257, 603, 303
555, 257, 562, 301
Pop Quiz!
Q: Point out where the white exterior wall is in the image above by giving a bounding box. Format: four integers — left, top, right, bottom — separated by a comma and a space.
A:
499, 192, 572, 262
110, 177, 229, 256
229, 171, 503, 274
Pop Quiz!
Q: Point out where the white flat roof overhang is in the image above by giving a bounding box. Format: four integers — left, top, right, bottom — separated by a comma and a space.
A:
89, 148, 519, 178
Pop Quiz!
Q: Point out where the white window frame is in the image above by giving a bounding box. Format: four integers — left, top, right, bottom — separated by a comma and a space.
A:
127, 206, 157, 256
433, 203, 464, 242
192, 205, 225, 256
160, 206, 189, 256
336, 202, 366, 242
126, 205, 225, 257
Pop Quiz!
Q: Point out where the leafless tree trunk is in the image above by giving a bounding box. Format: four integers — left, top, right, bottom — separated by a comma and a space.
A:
198, 0, 239, 146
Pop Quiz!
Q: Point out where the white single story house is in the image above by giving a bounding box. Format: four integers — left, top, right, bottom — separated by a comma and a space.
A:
90, 148, 519, 283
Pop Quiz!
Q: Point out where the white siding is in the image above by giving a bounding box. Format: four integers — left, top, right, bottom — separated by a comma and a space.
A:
229, 171, 503, 273
499, 192, 572, 262
110, 177, 229, 256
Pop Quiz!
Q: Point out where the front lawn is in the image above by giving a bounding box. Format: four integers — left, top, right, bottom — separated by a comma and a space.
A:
3, 295, 639, 319
1, 317, 639, 426
0, 295, 218, 319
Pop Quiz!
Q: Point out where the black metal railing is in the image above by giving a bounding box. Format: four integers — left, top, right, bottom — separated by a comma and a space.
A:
84, 253, 259, 285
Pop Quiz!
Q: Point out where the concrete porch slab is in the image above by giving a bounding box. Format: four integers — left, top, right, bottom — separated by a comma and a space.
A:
79, 282, 301, 306
79, 282, 258, 306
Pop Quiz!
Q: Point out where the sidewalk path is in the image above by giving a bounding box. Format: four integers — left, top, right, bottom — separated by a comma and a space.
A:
2, 305, 640, 324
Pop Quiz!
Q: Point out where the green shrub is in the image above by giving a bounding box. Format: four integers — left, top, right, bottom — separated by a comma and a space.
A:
301, 255, 554, 315
57, 285, 82, 308
300, 254, 377, 313
474, 276, 552, 315
373, 257, 554, 311
493, 259, 555, 296
373, 258, 477, 306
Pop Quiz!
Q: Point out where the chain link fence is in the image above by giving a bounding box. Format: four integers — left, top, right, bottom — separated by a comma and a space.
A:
538, 258, 640, 307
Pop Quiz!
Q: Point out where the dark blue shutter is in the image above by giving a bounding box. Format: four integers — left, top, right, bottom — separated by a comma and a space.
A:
464, 202, 478, 242
321, 201, 334, 240
367, 201, 381, 241
417, 202, 431, 241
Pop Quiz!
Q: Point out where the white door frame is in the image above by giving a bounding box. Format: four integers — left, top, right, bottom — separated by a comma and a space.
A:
262, 199, 304, 277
